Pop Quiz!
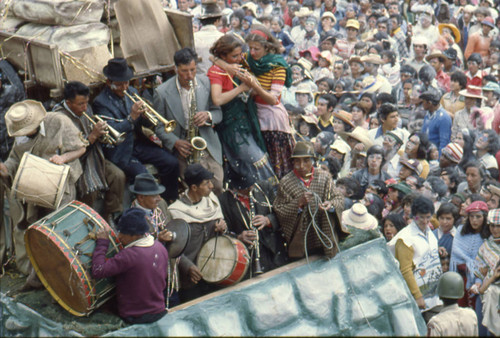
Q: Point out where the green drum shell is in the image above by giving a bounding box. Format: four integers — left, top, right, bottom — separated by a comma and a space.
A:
25, 200, 122, 316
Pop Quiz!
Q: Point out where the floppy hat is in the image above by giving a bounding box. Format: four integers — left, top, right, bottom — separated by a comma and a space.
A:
103, 58, 134, 82
330, 139, 351, 154
5, 100, 47, 137
342, 203, 378, 230
459, 86, 486, 100
333, 110, 354, 128
345, 19, 360, 30
299, 46, 320, 62
129, 173, 166, 195
425, 49, 445, 62
438, 23, 461, 43
338, 126, 373, 150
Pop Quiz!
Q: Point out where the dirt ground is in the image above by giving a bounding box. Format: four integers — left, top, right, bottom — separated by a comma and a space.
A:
1, 262, 127, 336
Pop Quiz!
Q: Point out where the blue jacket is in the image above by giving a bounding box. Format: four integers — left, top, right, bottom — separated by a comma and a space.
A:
421, 106, 451, 156
92, 86, 139, 167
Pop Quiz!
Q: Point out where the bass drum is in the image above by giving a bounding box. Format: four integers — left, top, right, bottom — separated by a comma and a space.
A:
25, 200, 122, 316
196, 235, 250, 286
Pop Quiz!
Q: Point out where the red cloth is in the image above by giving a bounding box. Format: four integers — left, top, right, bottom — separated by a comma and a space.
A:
436, 70, 451, 93
207, 64, 234, 92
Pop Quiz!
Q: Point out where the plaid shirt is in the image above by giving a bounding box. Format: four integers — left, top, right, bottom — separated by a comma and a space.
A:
392, 28, 409, 59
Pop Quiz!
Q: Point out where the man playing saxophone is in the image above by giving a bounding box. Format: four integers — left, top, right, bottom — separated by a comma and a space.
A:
154, 48, 224, 195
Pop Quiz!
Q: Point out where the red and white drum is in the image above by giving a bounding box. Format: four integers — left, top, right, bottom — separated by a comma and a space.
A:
25, 200, 122, 316
196, 235, 250, 286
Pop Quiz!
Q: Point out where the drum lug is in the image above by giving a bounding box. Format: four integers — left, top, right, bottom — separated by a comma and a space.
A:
63, 230, 71, 237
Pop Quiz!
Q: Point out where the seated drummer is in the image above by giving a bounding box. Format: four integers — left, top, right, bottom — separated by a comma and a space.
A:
167, 164, 227, 302
93, 208, 169, 324
218, 175, 288, 277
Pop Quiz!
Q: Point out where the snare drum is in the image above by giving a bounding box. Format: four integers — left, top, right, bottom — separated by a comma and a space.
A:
12, 153, 70, 209
25, 200, 122, 316
196, 235, 250, 286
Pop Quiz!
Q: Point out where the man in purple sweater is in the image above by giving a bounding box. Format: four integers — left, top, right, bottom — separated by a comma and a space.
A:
93, 208, 169, 324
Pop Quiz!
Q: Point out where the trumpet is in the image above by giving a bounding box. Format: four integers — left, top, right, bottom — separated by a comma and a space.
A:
82, 111, 126, 145
123, 91, 176, 133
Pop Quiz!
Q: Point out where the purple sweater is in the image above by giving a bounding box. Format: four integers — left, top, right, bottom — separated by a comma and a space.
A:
92, 238, 168, 318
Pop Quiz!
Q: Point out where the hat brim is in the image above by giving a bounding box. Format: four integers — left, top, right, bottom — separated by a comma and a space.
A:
338, 130, 373, 149
6, 100, 47, 137
333, 113, 355, 128
129, 184, 166, 195
459, 89, 485, 100
425, 53, 445, 62
438, 24, 461, 43
103, 65, 134, 82
342, 213, 378, 230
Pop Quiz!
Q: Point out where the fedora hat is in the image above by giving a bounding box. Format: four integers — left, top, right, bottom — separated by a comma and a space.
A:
438, 23, 461, 44
291, 141, 315, 159
338, 126, 373, 150
5, 100, 47, 137
333, 110, 355, 129
459, 86, 486, 100
199, 0, 222, 19
342, 203, 378, 230
103, 58, 134, 82
129, 173, 166, 195
425, 49, 445, 62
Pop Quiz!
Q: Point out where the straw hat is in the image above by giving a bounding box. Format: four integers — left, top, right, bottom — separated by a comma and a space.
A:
425, 49, 445, 62
333, 110, 355, 128
321, 11, 336, 25
438, 23, 461, 44
361, 54, 384, 65
295, 57, 314, 80
295, 7, 313, 18
348, 55, 363, 66
295, 82, 313, 96
5, 100, 47, 137
242, 2, 258, 17
361, 75, 383, 94
330, 139, 351, 154
459, 86, 486, 100
342, 203, 378, 230
338, 126, 373, 150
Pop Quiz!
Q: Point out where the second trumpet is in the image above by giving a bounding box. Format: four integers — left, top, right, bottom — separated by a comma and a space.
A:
82, 112, 126, 145
123, 91, 176, 133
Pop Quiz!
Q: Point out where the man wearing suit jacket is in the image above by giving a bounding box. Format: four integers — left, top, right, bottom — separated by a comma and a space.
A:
93, 58, 179, 202
154, 48, 224, 194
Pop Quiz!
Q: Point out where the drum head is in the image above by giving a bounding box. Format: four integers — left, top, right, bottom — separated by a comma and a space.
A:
197, 235, 236, 283
164, 219, 190, 258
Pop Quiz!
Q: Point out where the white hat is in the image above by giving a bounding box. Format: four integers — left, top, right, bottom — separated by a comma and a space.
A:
342, 203, 378, 230
5, 100, 47, 137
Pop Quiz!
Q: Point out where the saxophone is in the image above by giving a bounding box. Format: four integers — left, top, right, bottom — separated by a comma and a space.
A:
187, 79, 207, 164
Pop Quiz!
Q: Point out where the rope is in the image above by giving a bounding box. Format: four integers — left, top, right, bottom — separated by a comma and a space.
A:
58, 51, 106, 83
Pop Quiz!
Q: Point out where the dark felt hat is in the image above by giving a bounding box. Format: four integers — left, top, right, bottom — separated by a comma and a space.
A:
291, 141, 315, 158
130, 173, 165, 195
117, 208, 150, 235
184, 164, 214, 187
103, 58, 134, 82
199, 0, 223, 19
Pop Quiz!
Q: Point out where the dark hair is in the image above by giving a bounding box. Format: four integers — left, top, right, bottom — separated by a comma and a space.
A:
400, 64, 417, 76
359, 92, 377, 115
402, 192, 421, 207
210, 34, 244, 58
450, 71, 467, 89
462, 210, 490, 238
457, 129, 476, 171
411, 196, 435, 216
316, 77, 335, 91
174, 48, 198, 66
366, 144, 386, 169
441, 167, 460, 194
389, 13, 402, 25
436, 202, 459, 221
381, 50, 396, 67
200, 15, 222, 25
480, 129, 500, 155
337, 177, 362, 198
325, 156, 342, 179
408, 131, 430, 160
378, 102, 397, 121
464, 161, 485, 179
319, 93, 337, 109
467, 53, 483, 65
64, 81, 90, 100
230, 8, 245, 25
367, 194, 385, 221
368, 43, 383, 54
245, 24, 282, 54
426, 176, 448, 200
383, 212, 406, 232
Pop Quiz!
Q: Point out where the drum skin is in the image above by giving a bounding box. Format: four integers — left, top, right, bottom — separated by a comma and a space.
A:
196, 235, 250, 286
25, 200, 122, 316
12, 153, 70, 209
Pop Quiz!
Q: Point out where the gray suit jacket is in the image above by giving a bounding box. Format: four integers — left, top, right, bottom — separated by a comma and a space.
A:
153, 74, 223, 164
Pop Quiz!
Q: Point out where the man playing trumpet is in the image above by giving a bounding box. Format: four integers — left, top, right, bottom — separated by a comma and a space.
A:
93, 58, 179, 203
54, 81, 125, 224
153, 48, 224, 194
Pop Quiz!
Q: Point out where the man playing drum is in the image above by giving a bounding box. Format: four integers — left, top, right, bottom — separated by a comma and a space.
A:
273, 141, 346, 260
93, 208, 169, 324
167, 163, 227, 302
53, 81, 126, 225
0, 100, 86, 283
